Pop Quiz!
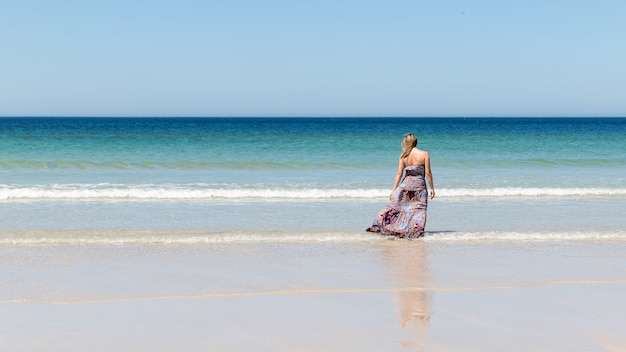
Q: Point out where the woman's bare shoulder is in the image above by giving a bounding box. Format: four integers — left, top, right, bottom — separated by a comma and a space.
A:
414, 148, 429, 156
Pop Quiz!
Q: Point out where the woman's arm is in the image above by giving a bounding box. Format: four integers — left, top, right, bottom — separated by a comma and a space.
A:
424, 152, 435, 199
389, 156, 405, 199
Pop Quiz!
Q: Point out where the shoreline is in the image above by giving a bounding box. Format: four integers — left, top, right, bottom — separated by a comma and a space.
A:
5, 278, 626, 306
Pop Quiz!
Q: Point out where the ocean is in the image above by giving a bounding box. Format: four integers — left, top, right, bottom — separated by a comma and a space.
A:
1, 117, 625, 244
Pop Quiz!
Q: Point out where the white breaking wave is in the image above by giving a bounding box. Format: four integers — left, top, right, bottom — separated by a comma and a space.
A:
0, 231, 383, 245
0, 184, 625, 200
440, 187, 626, 198
1, 230, 626, 245
0, 184, 387, 200
423, 230, 626, 242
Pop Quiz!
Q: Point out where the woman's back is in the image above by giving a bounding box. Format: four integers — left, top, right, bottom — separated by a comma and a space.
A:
403, 148, 428, 167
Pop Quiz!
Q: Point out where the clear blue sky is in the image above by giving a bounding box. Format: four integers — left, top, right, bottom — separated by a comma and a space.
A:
1, 1, 625, 117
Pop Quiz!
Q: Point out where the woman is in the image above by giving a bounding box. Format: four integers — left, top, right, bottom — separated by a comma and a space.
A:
367, 133, 435, 238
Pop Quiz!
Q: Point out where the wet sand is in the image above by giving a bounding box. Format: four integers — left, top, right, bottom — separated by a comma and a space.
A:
2, 240, 626, 351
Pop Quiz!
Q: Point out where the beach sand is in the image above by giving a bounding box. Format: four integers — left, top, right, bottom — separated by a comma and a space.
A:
3, 239, 626, 351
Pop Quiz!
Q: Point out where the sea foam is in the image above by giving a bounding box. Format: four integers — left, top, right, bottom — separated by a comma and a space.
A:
1, 184, 625, 200
2, 229, 625, 245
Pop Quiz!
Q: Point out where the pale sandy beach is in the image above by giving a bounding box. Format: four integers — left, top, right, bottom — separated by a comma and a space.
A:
3, 237, 626, 351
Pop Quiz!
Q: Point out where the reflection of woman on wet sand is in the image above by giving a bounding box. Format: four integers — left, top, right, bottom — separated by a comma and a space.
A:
383, 241, 431, 329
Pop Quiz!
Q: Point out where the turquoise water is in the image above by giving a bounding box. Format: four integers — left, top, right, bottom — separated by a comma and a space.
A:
1, 117, 624, 190
1, 117, 625, 242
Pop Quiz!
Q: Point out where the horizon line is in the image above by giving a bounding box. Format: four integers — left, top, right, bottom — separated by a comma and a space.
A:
1, 115, 625, 119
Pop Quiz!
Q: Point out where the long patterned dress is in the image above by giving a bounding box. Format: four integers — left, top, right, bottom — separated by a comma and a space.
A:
366, 165, 428, 239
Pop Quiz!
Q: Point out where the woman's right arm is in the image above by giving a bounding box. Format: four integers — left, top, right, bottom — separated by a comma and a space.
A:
389, 156, 405, 199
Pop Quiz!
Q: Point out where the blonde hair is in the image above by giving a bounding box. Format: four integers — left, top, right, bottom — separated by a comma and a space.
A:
400, 133, 417, 159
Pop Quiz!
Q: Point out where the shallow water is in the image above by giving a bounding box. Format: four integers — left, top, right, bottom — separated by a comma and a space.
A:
1, 117, 625, 243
